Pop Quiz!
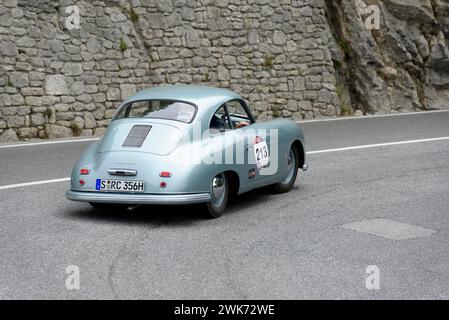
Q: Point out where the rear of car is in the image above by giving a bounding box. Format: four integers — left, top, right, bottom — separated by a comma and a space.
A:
66, 98, 212, 205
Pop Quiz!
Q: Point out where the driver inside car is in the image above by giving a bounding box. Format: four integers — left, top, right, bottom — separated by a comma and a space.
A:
234, 121, 250, 129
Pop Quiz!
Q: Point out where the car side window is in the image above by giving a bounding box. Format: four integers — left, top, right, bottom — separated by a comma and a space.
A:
128, 101, 149, 117
209, 105, 231, 132
226, 100, 252, 129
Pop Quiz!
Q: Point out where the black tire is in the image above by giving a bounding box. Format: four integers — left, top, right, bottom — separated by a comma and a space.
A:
273, 145, 299, 193
204, 173, 229, 218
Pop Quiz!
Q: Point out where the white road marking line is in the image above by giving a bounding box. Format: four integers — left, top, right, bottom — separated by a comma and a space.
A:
0, 178, 70, 191
296, 109, 449, 123
307, 136, 449, 154
0, 110, 448, 149
1, 136, 449, 191
0, 138, 100, 149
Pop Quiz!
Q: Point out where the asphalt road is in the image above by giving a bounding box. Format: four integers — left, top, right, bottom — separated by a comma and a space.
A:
0, 111, 448, 299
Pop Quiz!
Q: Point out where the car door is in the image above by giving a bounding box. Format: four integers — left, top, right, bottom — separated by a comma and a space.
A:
226, 99, 281, 188
224, 100, 269, 186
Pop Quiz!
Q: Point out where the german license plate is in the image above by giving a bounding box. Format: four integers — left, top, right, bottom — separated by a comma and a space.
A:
95, 179, 145, 192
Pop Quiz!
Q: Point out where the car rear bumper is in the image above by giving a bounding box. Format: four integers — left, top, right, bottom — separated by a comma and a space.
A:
66, 190, 211, 205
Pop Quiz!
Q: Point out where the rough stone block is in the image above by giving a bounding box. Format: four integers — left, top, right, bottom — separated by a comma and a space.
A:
45, 75, 69, 95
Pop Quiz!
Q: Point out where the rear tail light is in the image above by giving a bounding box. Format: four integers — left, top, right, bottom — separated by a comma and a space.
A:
159, 171, 171, 178
160, 181, 167, 188
80, 168, 90, 175
79, 179, 86, 186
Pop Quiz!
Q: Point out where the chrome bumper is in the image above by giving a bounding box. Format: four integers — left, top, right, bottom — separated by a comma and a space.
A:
66, 190, 211, 205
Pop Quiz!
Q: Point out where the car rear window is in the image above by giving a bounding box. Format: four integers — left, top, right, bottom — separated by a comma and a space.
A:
114, 100, 196, 123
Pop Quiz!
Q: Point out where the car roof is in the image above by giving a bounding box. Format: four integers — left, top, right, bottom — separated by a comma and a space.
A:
125, 85, 242, 108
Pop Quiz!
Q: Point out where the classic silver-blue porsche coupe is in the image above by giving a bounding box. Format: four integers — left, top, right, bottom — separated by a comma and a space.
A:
66, 85, 307, 218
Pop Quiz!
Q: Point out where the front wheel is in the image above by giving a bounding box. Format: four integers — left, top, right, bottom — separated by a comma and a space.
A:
204, 173, 229, 218
273, 145, 299, 193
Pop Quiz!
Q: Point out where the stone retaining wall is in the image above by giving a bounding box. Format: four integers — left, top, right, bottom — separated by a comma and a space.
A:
0, 0, 338, 141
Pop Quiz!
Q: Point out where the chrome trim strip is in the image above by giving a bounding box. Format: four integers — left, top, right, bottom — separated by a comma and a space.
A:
107, 169, 137, 176
66, 190, 211, 205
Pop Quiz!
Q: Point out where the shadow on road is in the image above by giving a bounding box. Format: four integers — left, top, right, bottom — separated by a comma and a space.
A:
59, 186, 277, 226
63, 204, 203, 227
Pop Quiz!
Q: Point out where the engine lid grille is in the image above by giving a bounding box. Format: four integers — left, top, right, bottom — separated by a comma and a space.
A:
122, 125, 152, 148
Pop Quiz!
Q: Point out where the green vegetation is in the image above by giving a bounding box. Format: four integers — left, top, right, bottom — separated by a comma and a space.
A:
123, 7, 139, 23
332, 58, 341, 70
335, 84, 344, 98
340, 103, 353, 116
120, 38, 128, 52
130, 8, 139, 23
71, 122, 82, 137
44, 108, 54, 119
262, 55, 275, 69
272, 106, 282, 118
335, 37, 350, 59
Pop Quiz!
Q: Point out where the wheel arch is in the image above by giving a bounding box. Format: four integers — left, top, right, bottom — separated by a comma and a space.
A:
292, 139, 305, 169
224, 170, 240, 198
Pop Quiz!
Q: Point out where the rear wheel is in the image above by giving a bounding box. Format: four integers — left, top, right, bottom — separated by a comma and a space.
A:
273, 145, 299, 193
205, 173, 229, 218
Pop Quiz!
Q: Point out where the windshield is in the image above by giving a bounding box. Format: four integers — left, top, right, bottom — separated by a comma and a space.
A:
114, 100, 196, 123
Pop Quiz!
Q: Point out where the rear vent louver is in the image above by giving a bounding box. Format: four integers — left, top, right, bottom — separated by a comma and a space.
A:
122, 125, 152, 147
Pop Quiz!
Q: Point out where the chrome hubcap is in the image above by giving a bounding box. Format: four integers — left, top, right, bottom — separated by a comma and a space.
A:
211, 174, 226, 206
281, 149, 296, 184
